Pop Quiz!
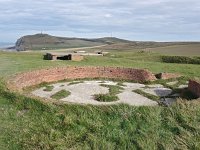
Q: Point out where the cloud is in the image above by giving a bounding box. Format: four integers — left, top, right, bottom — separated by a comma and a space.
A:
104, 14, 112, 18
0, 0, 200, 42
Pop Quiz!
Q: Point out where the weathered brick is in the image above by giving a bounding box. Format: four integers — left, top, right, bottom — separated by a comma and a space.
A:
8, 66, 157, 90
155, 72, 181, 80
188, 80, 200, 97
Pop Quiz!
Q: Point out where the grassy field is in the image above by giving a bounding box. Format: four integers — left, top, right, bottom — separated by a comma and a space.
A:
148, 44, 200, 56
0, 50, 200, 149
0, 51, 200, 78
88, 43, 200, 56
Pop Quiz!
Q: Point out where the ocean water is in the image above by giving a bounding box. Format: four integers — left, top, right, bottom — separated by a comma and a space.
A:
0, 42, 15, 48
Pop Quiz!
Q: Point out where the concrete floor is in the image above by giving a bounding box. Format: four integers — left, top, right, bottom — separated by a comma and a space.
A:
32, 80, 179, 106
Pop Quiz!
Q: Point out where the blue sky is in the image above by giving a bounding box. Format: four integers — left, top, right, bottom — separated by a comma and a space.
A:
0, 0, 200, 42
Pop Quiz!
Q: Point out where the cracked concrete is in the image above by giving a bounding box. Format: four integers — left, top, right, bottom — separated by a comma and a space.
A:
32, 80, 178, 106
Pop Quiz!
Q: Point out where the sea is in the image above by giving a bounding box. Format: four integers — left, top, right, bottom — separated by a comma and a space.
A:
0, 42, 15, 51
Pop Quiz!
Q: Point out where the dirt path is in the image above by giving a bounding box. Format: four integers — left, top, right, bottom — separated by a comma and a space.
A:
24, 44, 108, 53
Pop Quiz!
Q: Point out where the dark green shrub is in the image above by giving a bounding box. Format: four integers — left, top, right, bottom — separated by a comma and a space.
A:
162, 56, 200, 64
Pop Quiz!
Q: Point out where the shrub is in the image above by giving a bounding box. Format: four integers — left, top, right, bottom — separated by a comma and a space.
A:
161, 56, 200, 64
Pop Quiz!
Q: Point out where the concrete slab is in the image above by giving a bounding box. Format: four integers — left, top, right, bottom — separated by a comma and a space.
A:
117, 91, 157, 106
32, 80, 179, 106
141, 87, 172, 97
178, 85, 188, 89
123, 82, 146, 89
161, 98, 177, 106
147, 84, 164, 88
166, 81, 178, 86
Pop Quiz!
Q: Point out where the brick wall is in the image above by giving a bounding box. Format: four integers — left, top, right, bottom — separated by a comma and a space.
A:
188, 80, 200, 97
71, 55, 84, 61
155, 72, 181, 80
8, 66, 157, 90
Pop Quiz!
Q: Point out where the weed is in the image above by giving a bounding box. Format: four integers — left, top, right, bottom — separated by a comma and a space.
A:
93, 84, 123, 102
94, 94, 119, 102
51, 90, 71, 100
133, 89, 160, 101
68, 81, 84, 85
43, 85, 54, 91
100, 84, 124, 95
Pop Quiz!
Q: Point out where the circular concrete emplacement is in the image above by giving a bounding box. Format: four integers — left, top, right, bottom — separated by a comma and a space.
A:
32, 80, 178, 106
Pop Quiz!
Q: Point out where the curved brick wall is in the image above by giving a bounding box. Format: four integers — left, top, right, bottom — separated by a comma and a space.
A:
8, 66, 156, 90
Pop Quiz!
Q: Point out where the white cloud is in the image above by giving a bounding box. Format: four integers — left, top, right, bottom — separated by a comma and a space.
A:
104, 13, 112, 18
0, 0, 200, 42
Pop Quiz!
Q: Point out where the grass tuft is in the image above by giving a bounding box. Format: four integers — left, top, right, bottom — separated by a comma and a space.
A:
100, 84, 124, 95
50, 90, 71, 100
43, 85, 54, 91
133, 89, 160, 101
68, 81, 84, 85
94, 94, 119, 102
93, 84, 123, 102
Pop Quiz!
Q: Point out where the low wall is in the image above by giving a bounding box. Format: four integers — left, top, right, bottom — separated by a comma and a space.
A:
8, 66, 156, 90
155, 72, 181, 80
188, 80, 200, 98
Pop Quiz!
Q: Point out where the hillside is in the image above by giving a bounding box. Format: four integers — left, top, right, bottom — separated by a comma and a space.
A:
15, 34, 130, 51
15, 33, 200, 53
1, 50, 200, 149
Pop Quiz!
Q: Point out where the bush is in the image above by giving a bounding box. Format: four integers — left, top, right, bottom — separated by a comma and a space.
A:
162, 56, 200, 64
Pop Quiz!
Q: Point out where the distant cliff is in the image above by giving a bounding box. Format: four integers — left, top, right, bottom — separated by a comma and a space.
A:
15, 34, 130, 51
15, 33, 200, 51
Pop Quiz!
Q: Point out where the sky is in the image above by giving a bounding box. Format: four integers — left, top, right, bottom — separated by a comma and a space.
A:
0, 0, 200, 42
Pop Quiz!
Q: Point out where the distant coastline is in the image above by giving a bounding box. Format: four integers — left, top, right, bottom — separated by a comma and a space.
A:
0, 42, 15, 48
0, 43, 15, 51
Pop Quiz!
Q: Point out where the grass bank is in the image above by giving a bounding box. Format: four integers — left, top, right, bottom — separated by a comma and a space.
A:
0, 51, 200, 149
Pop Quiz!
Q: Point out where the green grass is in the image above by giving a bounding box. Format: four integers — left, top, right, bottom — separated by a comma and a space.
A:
148, 44, 200, 56
0, 50, 200, 149
94, 94, 119, 102
133, 89, 160, 101
0, 51, 200, 79
43, 85, 54, 91
68, 81, 84, 85
0, 88, 200, 149
50, 90, 71, 100
94, 84, 123, 102
100, 84, 124, 95
139, 77, 197, 101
